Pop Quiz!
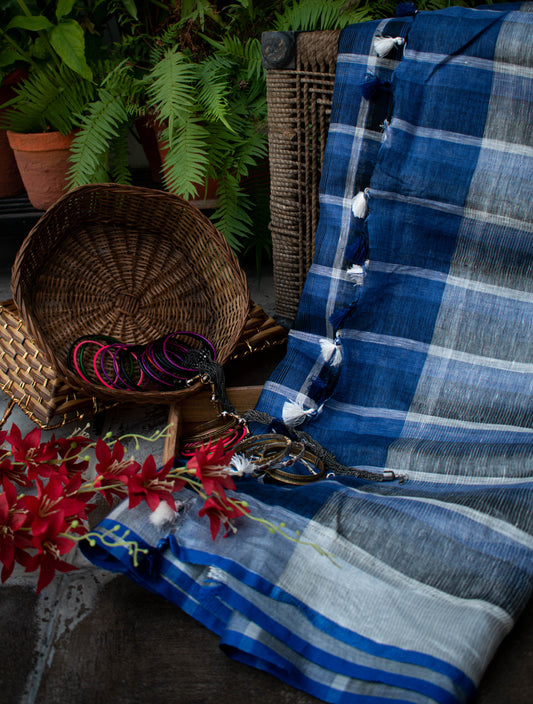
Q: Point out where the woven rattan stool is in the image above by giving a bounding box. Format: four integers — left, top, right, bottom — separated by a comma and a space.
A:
0, 299, 115, 429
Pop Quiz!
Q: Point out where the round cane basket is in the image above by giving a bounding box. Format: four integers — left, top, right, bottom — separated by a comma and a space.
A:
11, 184, 250, 404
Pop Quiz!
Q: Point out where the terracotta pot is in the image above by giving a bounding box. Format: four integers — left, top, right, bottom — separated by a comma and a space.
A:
136, 116, 163, 183
7, 130, 74, 210
0, 84, 24, 198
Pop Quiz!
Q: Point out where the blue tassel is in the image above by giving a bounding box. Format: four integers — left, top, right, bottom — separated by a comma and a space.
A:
360, 75, 391, 100
396, 3, 417, 17
309, 375, 328, 403
267, 418, 296, 439
136, 544, 163, 578
345, 238, 368, 265
330, 303, 356, 331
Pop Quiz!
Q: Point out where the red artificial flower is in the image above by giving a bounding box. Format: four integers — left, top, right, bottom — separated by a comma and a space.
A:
0, 482, 32, 582
24, 512, 78, 593
93, 438, 140, 506
61, 471, 96, 523
198, 494, 250, 540
52, 435, 90, 478
5, 424, 60, 480
186, 439, 236, 499
125, 455, 185, 512
0, 453, 31, 492
19, 476, 88, 539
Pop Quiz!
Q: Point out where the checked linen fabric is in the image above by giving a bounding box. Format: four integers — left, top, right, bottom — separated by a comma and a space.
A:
83, 5, 533, 704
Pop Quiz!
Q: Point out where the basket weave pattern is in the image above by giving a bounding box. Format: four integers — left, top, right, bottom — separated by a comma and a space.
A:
12, 184, 250, 404
0, 300, 113, 427
266, 31, 338, 320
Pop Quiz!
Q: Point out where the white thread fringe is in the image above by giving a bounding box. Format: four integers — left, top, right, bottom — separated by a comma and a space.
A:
319, 338, 336, 359
351, 190, 369, 219
282, 401, 315, 427
150, 501, 178, 528
346, 263, 365, 286
319, 338, 342, 368
229, 454, 258, 476
374, 36, 405, 57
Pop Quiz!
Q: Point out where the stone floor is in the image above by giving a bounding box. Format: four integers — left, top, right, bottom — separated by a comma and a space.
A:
0, 201, 531, 704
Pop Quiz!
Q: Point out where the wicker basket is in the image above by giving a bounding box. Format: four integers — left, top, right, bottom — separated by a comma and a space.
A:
0, 299, 114, 428
11, 184, 250, 404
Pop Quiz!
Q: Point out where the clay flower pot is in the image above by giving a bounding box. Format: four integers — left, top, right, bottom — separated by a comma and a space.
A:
0, 83, 25, 199
6, 130, 74, 210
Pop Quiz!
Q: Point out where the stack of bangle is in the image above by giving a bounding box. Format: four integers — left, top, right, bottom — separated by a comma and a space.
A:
180, 414, 249, 457
67, 331, 216, 392
233, 433, 327, 485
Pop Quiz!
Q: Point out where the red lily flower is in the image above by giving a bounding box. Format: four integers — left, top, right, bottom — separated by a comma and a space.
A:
62, 472, 96, 524
125, 456, 185, 512
198, 494, 250, 540
0, 454, 31, 492
24, 512, 78, 593
19, 476, 88, 539
0, 482, 32, 582
5, 424, 60, 480
93, 438, 140, 506
53, 435, 90, 478
186, 439, 236, 499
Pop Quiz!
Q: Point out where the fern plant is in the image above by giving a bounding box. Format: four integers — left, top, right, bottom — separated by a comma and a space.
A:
65, 0, 504, 263
1, 62, 95, 134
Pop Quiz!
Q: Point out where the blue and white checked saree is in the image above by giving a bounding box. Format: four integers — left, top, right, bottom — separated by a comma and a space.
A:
83, 5, 533, 703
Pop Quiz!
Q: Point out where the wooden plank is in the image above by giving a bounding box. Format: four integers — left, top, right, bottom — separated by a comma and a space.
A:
179, 385, 263, 424
162, 402, 183, 463
163, 385, 263, 461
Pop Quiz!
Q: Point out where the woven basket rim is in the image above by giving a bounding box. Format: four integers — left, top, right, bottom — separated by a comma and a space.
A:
11, 183, 250, 404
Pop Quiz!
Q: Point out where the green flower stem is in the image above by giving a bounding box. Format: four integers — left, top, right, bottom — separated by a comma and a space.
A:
65, 524, 149, 567
225, 496, 340, 567
99, 426, 172, 451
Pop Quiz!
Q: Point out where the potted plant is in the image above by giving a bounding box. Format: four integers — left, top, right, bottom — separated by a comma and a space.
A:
66, 0, 494, 261
0, 0, 114, 209
67, 0, 382, 261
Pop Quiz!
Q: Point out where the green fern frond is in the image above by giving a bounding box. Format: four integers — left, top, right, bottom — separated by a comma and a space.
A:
1, 64, 94, 134
274, 0, 369, 32
196, 57, 231, 127
68, 88, 131, 187
145, 47, 197, 140
109, 124, 133, 184
210, 174, 254, 252
160, 118, 210, 199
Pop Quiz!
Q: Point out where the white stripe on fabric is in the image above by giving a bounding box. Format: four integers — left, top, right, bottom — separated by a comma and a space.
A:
378, 494, 533, 551
404, 47, 533, 79
392, 117, 533, 158
368, 260, 533, 302
289, 329, 336, 346
308, 262, 347, 283
354, 466, 533, 485
370, 188, 533, 234
319, 193, 354, 208
278, 517, 513, 684
337, 52, 399, 70
329, 123, 384, 141
341, 329, 533, 374
328, 398, 532, 434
